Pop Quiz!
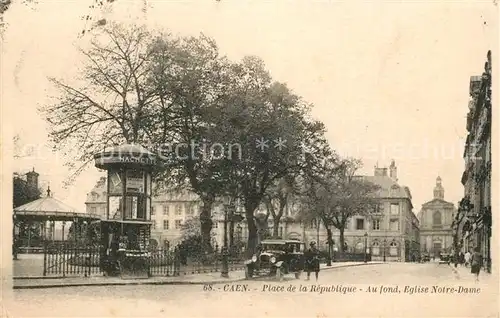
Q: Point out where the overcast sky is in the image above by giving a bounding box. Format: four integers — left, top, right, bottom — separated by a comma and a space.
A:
2, 0, 497, 213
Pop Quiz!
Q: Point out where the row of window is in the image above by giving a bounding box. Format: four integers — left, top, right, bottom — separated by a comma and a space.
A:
151, 204, 196, 216
310, 218, 400, 231
152, 219, 222, 230
89, 204, 196, 217
153, 220, 183, 230
373, 203, 401, 215
359, 219, 400, 231
351, 241, 399, 256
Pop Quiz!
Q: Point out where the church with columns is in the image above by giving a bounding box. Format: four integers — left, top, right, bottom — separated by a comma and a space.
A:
417, 177, 456, 258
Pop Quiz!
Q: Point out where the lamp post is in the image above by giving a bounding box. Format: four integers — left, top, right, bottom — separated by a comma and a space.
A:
236, 224, 242, 254
221, 199, 230, 278
326, 228, 333, 267
364, 232, 368, 263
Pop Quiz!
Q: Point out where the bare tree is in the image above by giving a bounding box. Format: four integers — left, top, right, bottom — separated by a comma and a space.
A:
299, 157, 380, 260
40, 23, 165, 183
263, 175, 297, 238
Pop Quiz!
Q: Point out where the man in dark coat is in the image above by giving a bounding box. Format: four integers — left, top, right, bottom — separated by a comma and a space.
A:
470, 247, 483, 282
304, 241, 320, 281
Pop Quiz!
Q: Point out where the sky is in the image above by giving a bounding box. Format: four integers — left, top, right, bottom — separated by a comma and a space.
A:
1, 0, 498, 214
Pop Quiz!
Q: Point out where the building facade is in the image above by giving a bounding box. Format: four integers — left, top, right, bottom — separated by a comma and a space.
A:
289, 161, 420, 262
458, 51, 492, 272
418, 177, 456, 258
85, 177, 292, 249
86, 160, 419, 261
86, 178, 220, 247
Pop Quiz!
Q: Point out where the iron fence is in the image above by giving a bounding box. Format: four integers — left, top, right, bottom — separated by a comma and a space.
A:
43, 242, 101, 277
148, 248, 246, 276
41, 243, 247, 278
333, 253, 372, 262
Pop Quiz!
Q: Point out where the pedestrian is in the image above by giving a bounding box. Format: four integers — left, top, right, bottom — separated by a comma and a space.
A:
459, 252, 465, 266
470, 247, 483, 282
464, 251, 471, 267
305, 241, 320, 281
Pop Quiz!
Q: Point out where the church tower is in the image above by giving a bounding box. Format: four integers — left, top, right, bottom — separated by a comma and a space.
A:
433, 176, 444, 200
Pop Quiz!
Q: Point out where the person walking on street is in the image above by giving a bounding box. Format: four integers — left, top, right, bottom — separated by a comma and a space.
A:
305, 241, 320, 281
464, 251, 471, 268
459, 252, 465, 266
470, 247, 483, 282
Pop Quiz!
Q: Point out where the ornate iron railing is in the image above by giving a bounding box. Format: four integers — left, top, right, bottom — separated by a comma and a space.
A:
40, 242, 246, 278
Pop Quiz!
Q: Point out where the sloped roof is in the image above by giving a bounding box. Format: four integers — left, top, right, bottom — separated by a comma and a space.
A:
361, 175, 412, 199
422, 198, 455, 208
14, 196, 100, 220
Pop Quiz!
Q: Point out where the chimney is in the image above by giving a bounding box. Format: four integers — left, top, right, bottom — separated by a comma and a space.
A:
374, 166, 388, 177
389, 160, 398, 182
26, 168, 39, 190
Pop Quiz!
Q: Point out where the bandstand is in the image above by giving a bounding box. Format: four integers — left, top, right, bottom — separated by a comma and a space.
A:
13, 187, 101, 256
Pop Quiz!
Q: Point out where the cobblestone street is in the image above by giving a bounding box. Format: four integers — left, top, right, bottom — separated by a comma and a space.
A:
5, 262, 497, 317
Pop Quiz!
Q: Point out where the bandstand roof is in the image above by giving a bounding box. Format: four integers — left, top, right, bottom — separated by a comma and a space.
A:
14, 195, 101, 222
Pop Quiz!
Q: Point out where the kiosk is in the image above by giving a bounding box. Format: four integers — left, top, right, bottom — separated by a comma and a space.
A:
94, 144, 156, 278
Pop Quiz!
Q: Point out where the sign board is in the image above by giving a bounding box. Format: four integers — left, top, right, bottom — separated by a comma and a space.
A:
95, 155, 156, 169
109, 171, 123, 195
126, 170, 144, 193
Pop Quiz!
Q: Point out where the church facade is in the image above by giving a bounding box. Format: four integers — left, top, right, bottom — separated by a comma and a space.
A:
418, 177, 456, 258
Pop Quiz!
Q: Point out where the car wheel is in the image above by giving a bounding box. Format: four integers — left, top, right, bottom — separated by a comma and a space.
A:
294, 271, 302, 279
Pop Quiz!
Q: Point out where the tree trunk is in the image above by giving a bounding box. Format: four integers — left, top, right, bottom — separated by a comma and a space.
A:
199, 197, 214, 252
229, 216, 234, 253
339, 227, 346, 254
272, 221, 280, 238
272, 204, 285, 238
245, 202, 259, 257
247, 219, 258, 257
302, 222, 307, 245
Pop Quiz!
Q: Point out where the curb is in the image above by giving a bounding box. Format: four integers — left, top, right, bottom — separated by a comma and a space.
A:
13, 262, 385, 289
13, 277, 247, 290
321, 262, 385, 271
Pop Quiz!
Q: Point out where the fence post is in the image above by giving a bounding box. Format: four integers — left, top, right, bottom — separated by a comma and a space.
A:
174, 246, 180, 276
62, 242, 66, 278
43, 241, 47, 276
88, 246, 92, 277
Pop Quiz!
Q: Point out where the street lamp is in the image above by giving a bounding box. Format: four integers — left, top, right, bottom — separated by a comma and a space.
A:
221, 198, 230, 278
364, 232, 368, 263
326, 228, 333, 267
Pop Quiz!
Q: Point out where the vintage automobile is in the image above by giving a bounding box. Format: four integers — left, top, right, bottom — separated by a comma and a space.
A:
439, 253, 451, 264
421, 254, 430, 262
244, 239, 305, 280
